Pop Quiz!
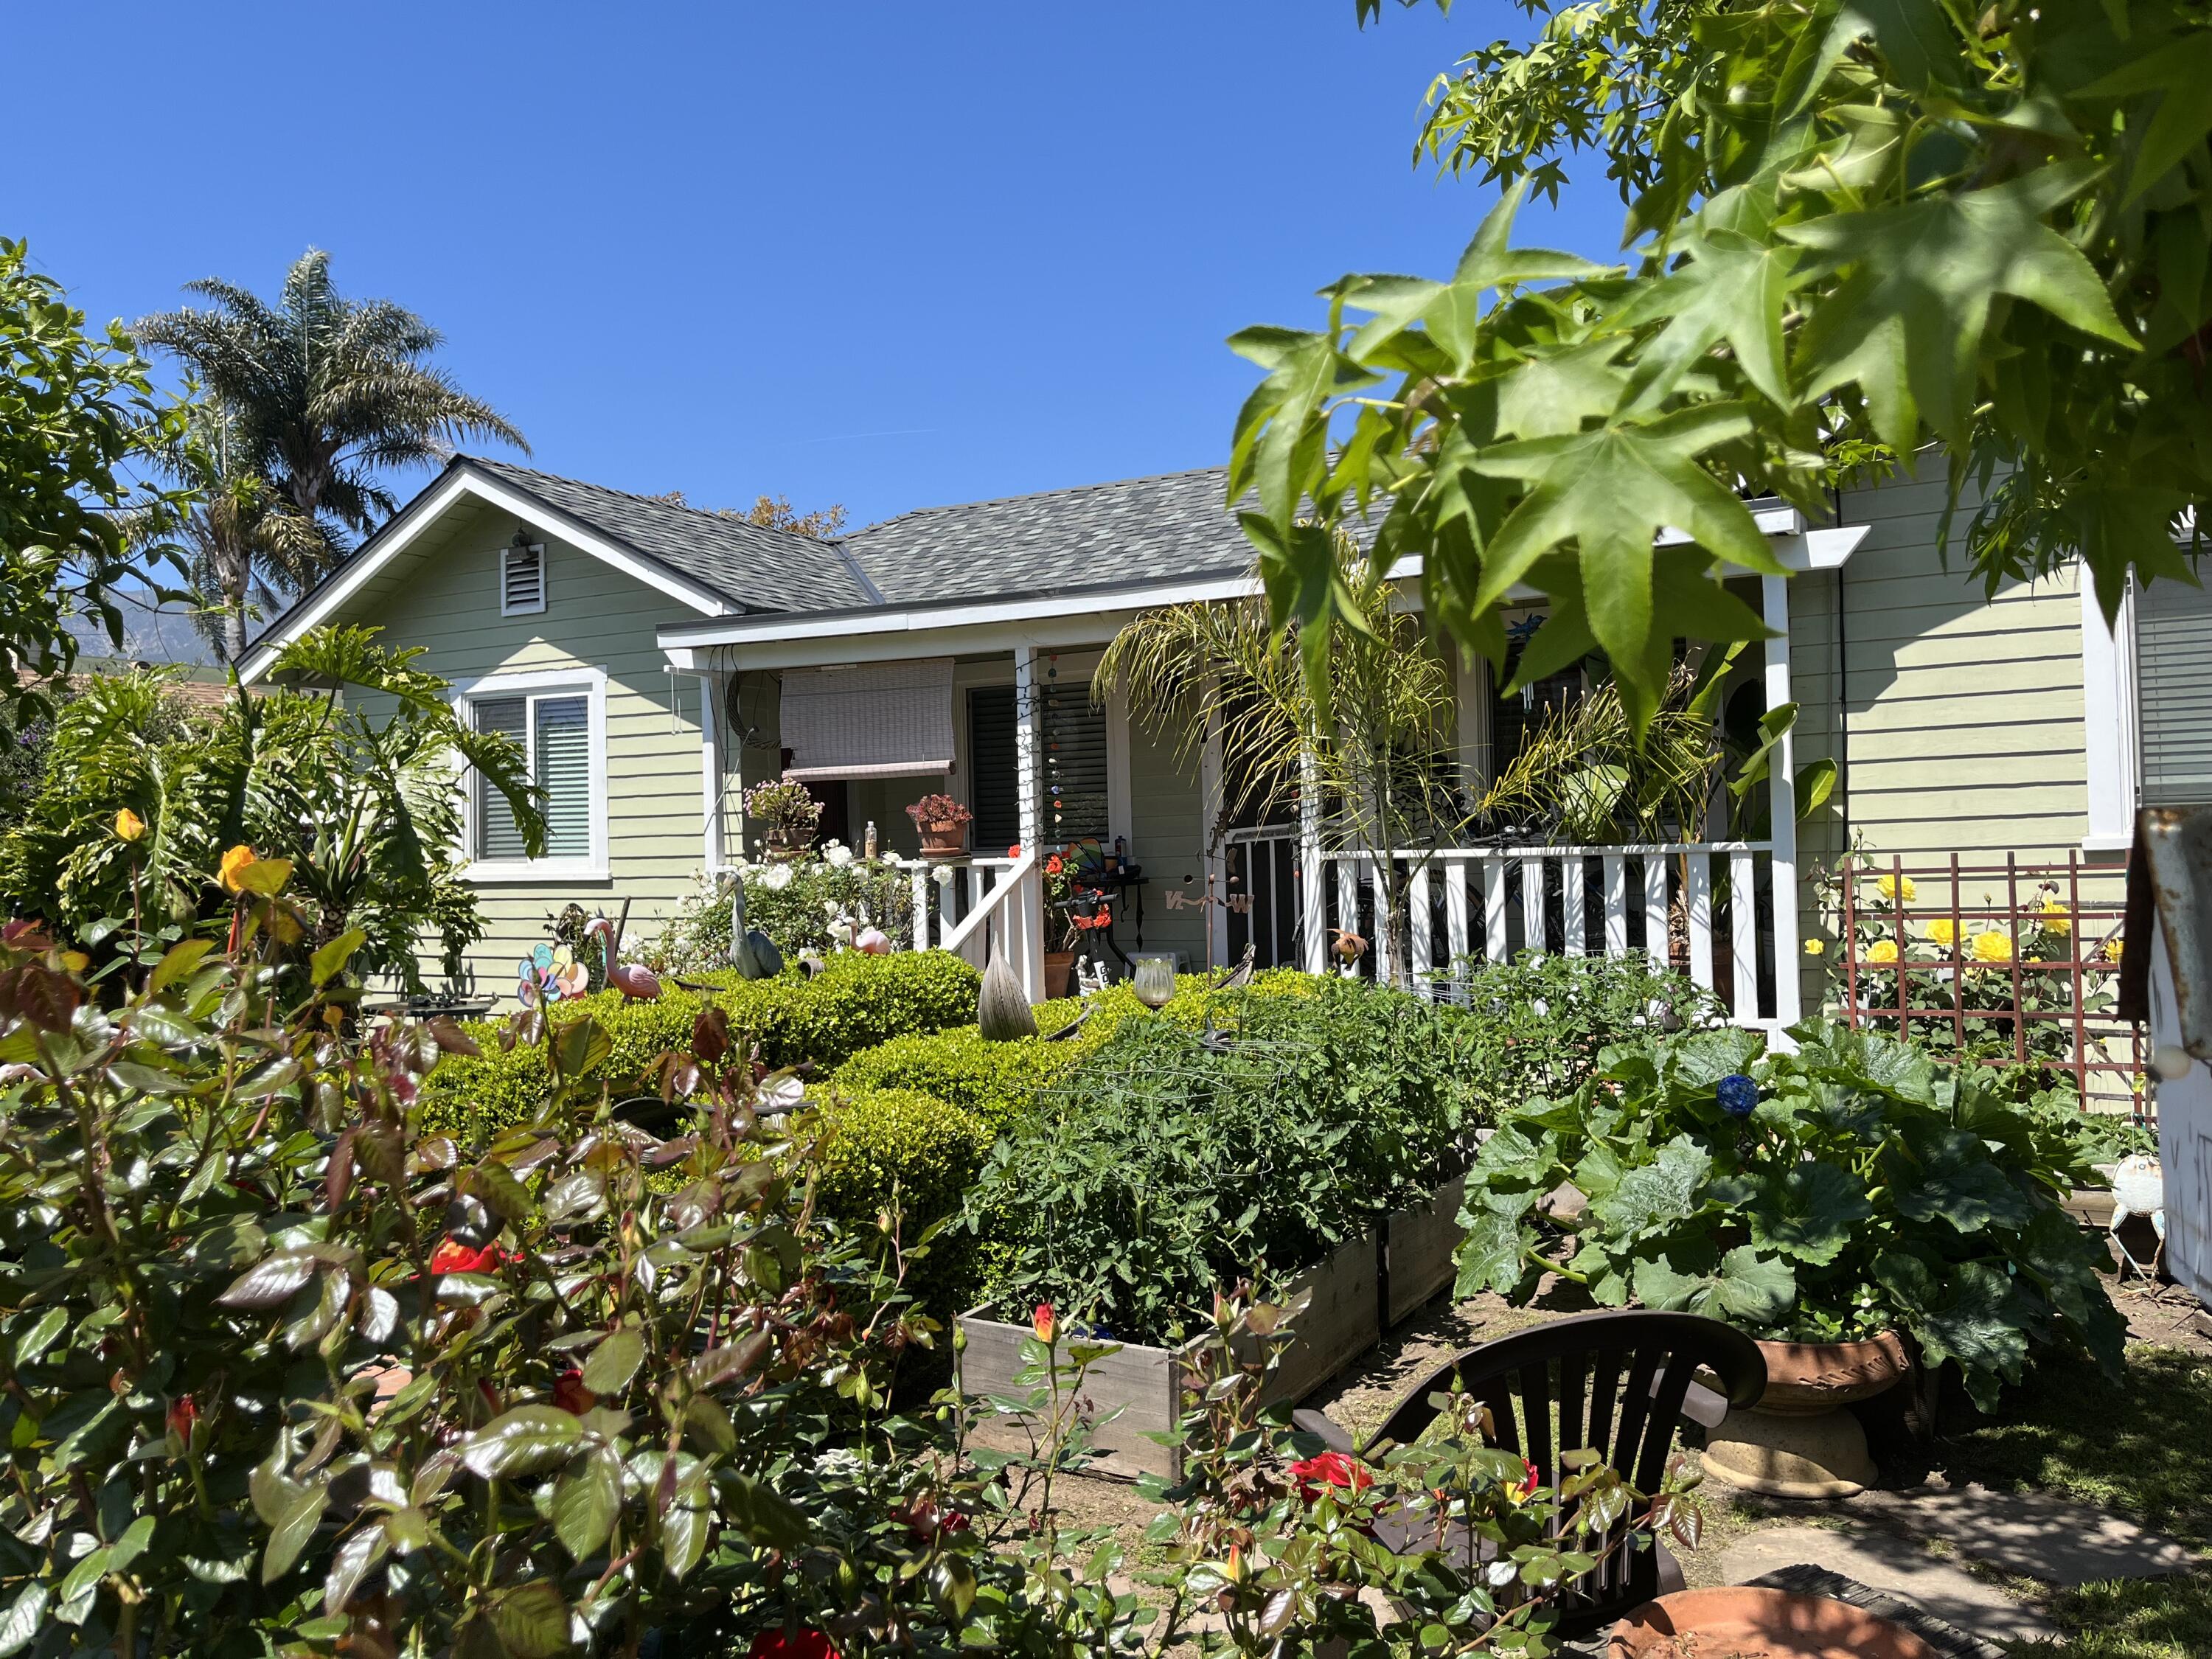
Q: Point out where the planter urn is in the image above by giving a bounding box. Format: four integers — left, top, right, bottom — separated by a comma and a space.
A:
1609, 1587, 1936, 1659
1700, 1331, 1910, 1499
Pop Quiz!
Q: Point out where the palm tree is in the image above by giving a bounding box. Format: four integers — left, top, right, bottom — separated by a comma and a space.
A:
125, 397, 342, 662
136, 248, 526, 540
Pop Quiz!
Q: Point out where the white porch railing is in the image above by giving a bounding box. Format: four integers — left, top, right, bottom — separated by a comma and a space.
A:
1226, 832, 1798, 1032
893, 852, 1045, 1001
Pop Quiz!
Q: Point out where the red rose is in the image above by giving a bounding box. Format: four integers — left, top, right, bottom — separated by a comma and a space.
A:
552, 1369, 595, 1416
1505, 1458, 1540, 1503
428, 1238, 505, 1275
1288, 1451, 1373, 1501
897, 1493, 972, 1540
167, 1397, 198, 1440
748, 1632, 838, 1659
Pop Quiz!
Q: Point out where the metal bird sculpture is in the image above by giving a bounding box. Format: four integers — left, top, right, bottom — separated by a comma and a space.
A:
726, 873, 783, 980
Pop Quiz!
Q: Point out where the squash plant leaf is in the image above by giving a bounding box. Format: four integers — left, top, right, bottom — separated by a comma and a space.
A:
1750, 1162, 1874, 1266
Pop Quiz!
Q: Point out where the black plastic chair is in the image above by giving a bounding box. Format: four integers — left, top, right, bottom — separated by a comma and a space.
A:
1292, 1310, 1767, 1638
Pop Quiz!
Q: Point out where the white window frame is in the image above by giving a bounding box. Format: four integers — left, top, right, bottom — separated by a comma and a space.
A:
2080, 570, 2140, 853
500, 541, 548, 617
453, 665, 609, 883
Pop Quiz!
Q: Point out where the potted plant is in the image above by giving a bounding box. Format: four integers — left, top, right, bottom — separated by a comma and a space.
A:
1454, 1020, 2126, 1496
745, 777, 822, 861
905, 792, 973, 857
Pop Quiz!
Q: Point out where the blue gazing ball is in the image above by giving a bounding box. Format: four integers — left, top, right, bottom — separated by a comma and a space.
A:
1717, 1073, 1759, 1118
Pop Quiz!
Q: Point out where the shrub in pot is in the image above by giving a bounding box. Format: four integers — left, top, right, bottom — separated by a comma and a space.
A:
742, 777, 822, 859
1453, 1021, 2126, 1411
903, 793, 972, 857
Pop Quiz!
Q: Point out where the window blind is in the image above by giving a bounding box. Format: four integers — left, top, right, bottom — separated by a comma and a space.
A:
967, 686, 1020, 853
2140, 577, 2212, 805
535, 696, 592, 858
1039, 677, 1108, 846
474, 698, 529, 860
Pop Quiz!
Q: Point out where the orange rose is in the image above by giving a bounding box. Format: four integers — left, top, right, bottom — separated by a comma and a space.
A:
114, 808, 146, 843
218, 844, 257, 892
1032, 1302, 1056, 1344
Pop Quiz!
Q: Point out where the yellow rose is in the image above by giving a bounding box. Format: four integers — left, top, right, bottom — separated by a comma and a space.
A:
1927, 918, 1958, 948
1804, 938, 1825, 956
2104, 937, 2124, 963
1867, 939, 1899, 965
114, 808, 146, 843
1876, 873, 1917, 903
2039, 897, 2071, 937
219, 844, 257, 894
1971, 930, 2014, 964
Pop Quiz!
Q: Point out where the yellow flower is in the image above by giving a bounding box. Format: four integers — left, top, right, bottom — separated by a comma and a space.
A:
1877, 873, 1916, 903
2104, 937, 2124, 963
1927, 918, 1958, 948
218, 844, 257, 894
1866, 939, 1899, 965
1971, 930, 2014, 964
114, 808, 146, 843
1804, 938, 1825, 957
2039, 897, 2071, 937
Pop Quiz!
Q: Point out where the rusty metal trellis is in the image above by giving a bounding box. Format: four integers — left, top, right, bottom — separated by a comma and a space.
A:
1834, 849, 2145, 1116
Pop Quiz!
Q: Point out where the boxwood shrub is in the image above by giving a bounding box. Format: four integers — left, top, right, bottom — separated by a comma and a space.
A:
419, 949, 980, 1144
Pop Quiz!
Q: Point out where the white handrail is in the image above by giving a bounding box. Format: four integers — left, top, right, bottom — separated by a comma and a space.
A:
939, 848, 1044, 1001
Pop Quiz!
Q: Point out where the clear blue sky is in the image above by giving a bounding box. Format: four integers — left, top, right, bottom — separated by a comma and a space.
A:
17, 3, 1624, 532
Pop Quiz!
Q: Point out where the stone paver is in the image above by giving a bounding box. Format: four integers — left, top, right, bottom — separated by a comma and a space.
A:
1851, 1473, 2197, 1587
1719, 1525, 2059, 1646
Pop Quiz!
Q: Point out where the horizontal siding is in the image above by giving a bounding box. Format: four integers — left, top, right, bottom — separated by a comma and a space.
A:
347, 497, 708, 1001
1786, 472, 2093, 1008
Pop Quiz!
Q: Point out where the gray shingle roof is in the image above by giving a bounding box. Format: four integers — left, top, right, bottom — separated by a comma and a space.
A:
463, 458, 873, 613
841, 467, 1247, 606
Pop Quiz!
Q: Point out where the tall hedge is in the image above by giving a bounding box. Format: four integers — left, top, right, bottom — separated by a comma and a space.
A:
419, 950, 980, 1144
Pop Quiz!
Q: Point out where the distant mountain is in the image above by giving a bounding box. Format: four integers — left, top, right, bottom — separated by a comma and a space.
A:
63, 594, 222, 670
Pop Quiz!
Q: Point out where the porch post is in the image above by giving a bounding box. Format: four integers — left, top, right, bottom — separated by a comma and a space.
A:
697, 668, 725, 872
1299, 754, 1328, 973
1200, 709, 1227, 970
1012, 645, 1042, 854
1762, 574, 1804, 1025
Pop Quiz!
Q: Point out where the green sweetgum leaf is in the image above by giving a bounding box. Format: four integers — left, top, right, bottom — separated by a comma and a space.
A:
1784, 164, 2134, 443
1613, 229, 1803, 408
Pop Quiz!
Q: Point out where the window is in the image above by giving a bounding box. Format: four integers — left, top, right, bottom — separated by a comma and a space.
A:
459, 669, 605, 879
2138, 576, 2212, 805
501, 541, 546, 615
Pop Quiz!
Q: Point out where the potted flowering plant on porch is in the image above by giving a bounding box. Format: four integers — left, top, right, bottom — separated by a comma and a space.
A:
905, 791, 973, 857
745, 776, 822, 860
1040, 848, 1112, 997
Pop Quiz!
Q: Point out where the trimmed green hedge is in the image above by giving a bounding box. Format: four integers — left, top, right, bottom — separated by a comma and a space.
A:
420, 950, 980, 1144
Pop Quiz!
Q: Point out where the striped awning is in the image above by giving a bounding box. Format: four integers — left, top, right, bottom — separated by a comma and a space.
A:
780, 658, 956, 781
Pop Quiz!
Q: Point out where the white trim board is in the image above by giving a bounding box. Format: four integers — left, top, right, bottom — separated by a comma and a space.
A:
2080, 571, 2140, 853
238, 466, 738, 683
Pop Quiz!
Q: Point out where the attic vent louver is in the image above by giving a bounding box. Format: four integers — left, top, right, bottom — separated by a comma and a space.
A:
501, 539, 546, 616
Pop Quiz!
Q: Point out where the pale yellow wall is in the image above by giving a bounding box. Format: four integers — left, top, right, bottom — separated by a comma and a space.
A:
344, 495, 711, 1001
1788, 469, 2109, 1007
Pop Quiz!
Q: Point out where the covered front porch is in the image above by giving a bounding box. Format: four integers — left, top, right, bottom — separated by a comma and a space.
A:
658, 505, 1866, 1029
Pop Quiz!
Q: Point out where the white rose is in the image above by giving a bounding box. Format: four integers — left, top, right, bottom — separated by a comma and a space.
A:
931, 864, 956, 887
759, 863, 795, 891
823, 843, 855, 868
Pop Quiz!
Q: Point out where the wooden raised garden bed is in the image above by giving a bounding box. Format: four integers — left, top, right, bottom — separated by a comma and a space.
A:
957, 1175, 1466, 1481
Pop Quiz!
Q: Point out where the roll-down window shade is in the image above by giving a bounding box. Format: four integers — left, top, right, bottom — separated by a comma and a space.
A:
2140, 577, 2212, 805
782, 658, 956, 780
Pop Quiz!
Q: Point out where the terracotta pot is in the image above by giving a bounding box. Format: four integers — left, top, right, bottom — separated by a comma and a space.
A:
761, 839, 812, 863
917, 821, 968, 858
1609, 1587, 1936, 1659
1043, 950, 1077, 999
1753, 1331, 1911, 1415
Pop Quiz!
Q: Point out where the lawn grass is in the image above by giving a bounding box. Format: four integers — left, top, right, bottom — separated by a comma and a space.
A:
1940, 1343, 2212, 1658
